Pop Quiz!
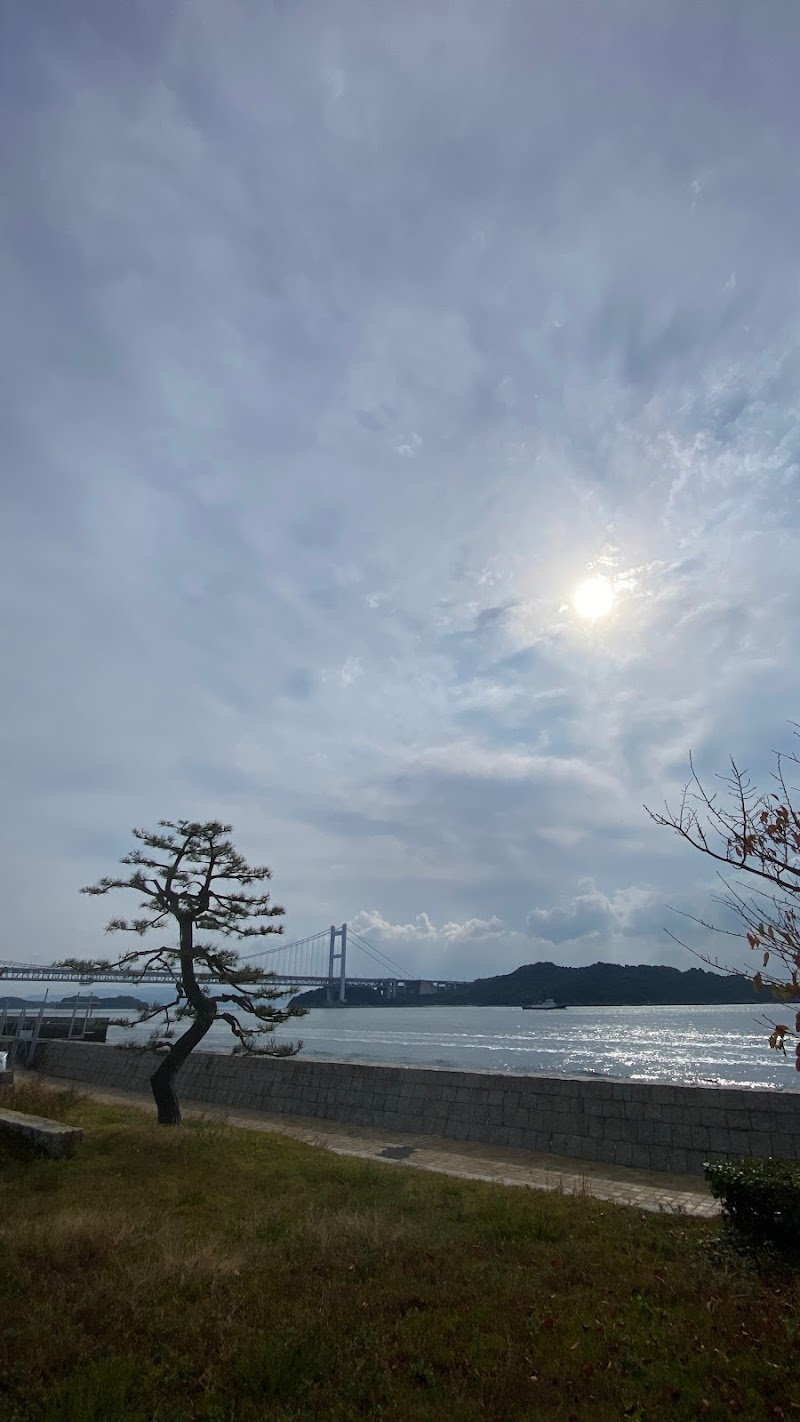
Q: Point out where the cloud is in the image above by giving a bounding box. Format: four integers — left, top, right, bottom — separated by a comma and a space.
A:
338, 657, 363, 688
526, 879, 665, 944
352, 909, 510, 944
1, 1, 799, 983
407, 742, 619, 796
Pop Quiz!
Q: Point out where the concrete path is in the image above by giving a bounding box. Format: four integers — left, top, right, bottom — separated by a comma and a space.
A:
26, 1070, 720, 1218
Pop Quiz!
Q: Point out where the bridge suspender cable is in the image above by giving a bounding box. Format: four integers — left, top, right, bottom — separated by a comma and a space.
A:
347, 930, 412, 980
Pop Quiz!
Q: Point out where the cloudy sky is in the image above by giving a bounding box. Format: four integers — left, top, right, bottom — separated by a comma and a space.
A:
2, 1, 799, 982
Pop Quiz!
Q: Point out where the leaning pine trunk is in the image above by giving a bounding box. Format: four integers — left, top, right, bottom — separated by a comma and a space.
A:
150, 1012, 216, 1126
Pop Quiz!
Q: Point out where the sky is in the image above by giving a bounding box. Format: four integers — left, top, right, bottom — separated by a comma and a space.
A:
2, 1, 800, 984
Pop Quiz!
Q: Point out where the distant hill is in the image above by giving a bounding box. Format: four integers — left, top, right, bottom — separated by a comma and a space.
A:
56, 995, 149, 1010
0, 995, 149, 1011
290, 961, 764, 1009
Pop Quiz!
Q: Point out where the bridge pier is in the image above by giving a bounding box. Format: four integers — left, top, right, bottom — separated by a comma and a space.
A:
327, 924, 347, 1004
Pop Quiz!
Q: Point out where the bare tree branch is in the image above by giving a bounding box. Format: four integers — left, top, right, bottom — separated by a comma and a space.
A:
647, 725, 800, 1063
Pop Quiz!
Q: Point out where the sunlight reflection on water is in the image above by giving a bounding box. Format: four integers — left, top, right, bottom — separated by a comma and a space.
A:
108, 1003, 798, 1090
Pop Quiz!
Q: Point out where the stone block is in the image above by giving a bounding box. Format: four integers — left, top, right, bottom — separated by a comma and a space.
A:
628, 1144, 652, 1170
725, 1109, 752, 1132
684, 1150, 707, 1176
647, 1144, 675, 1173
563, 1136, 584, 1158
698, 1108, 727, 1129
589, 1080, 616, 1100
530, 1078, 562, 1096
727, 1129, 751, 1156
748, 1132, 775, 1160
748, 1112, 779, 1134
650, 1085, 679, 1106
528, 1131, 551, 1153
582, 1096, 606, 1116
554, 1112, 576, 1136
670, 1125, 695, 1151
765, 1094, 800, 1115
0, 1107, 83, 1159
594, 1140, 617, 1165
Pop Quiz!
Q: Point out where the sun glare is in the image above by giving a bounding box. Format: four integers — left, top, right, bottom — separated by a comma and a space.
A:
573, 575, 614, 621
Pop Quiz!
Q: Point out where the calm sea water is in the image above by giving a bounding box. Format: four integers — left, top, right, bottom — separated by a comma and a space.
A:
108, 1003, 799, 1091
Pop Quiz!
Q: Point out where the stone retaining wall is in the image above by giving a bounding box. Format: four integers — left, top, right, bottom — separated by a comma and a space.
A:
34, 1040, 800, 1176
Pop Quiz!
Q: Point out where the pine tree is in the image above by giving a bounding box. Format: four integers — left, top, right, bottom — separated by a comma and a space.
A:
63, 819, 305, 1123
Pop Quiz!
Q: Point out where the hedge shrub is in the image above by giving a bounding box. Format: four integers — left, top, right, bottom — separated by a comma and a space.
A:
705, 1157, 800, 1253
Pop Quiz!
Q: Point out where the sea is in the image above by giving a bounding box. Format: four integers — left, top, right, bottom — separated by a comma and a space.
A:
107, 1003, 800, 1092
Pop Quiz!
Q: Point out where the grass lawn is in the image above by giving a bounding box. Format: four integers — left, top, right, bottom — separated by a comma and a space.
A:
1, 1082, 798, 1422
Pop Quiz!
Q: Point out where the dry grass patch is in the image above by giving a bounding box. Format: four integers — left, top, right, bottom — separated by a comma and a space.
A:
1, 1080, 800, 1421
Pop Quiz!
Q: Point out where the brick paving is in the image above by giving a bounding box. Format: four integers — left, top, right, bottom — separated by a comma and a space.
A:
27, 1070, 720, 1218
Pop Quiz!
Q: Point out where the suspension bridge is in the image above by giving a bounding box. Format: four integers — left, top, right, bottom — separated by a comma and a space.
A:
0, 925, 467, 1005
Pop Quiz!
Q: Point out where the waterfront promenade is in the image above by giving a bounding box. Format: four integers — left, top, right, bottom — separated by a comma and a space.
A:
26, 1068, 718, 1217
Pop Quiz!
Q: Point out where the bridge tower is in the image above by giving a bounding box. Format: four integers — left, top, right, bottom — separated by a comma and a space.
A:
327, 923, 347, 1003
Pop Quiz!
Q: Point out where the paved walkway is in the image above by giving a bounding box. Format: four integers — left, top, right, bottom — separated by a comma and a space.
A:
27, 1071, 719, 1218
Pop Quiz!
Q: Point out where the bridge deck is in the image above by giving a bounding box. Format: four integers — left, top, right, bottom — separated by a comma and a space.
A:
0, 966, 466, 988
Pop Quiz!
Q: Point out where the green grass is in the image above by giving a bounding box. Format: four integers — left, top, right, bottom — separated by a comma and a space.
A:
1, 1081, 799, 1421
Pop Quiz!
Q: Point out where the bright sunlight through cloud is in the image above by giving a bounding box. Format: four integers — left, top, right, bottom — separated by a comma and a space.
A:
573, 575, 615, 621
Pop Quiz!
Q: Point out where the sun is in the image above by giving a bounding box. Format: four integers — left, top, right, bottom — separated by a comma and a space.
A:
573, 575, 615, 621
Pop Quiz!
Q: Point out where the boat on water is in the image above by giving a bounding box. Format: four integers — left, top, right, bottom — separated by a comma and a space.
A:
522, 998, 566, 1011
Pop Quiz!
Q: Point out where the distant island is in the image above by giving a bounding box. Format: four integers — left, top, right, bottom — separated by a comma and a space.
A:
290, 961, 764, 1009
0, 994, 149, 1011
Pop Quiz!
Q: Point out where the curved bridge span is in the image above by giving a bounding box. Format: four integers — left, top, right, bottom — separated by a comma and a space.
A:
0, 924, 467, 1002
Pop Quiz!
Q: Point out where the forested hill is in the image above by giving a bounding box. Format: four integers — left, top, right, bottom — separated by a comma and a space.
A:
292, 962, 764, 1008
451, 961, 762, 1006
0, 995, 148, 1011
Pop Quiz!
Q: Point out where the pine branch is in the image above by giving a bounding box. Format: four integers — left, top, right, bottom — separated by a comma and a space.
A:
77, 818, 305, 1083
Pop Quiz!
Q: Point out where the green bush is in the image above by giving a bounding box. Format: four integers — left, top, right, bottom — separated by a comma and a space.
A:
705, 1157, 800, 1253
